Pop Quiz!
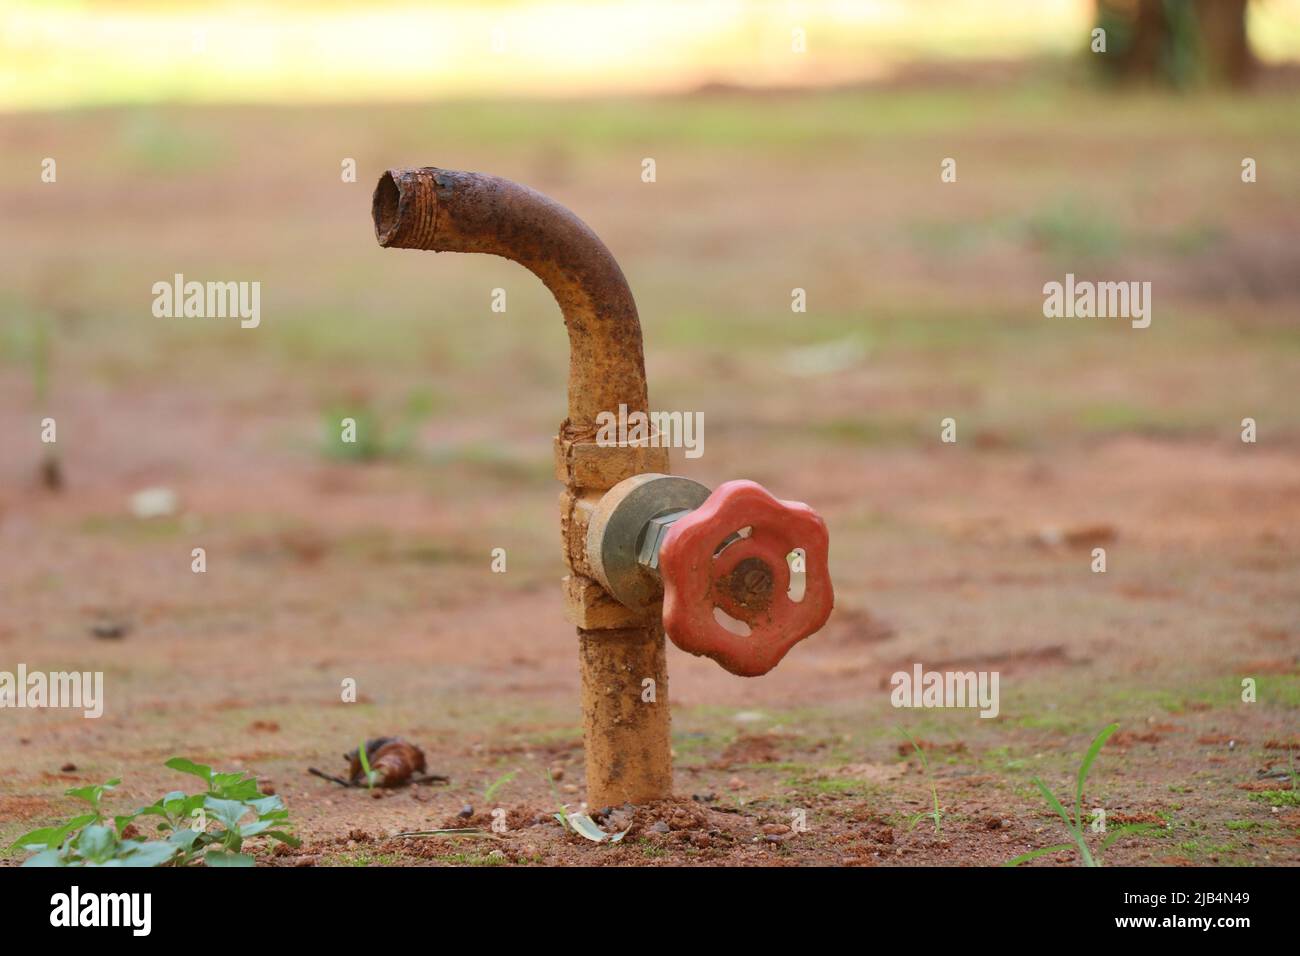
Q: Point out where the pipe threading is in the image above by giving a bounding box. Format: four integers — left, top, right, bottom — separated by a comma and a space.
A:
373, 168, 438, 249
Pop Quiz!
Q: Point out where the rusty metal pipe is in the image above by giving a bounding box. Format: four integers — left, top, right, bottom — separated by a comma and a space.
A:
373, 168, 649, 437
373, 167, 673, 808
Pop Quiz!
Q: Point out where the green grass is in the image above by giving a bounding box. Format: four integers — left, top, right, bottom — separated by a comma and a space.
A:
436, 851, 505, 867
900, 730, 944, 835
1250, 790, 1299, 807
637, 839, 668, 859
335, 851, 401, 866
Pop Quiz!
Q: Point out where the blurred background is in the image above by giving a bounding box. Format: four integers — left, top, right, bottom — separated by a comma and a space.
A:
1, 1, 1298, 864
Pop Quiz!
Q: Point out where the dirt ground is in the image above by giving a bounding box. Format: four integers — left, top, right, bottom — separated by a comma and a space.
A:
1, 70, 1297, 866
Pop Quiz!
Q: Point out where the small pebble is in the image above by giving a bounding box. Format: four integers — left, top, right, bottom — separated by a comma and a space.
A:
458, 804, 474, 818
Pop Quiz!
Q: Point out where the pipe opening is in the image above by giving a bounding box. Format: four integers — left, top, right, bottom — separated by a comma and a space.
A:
372, 170, 402, 246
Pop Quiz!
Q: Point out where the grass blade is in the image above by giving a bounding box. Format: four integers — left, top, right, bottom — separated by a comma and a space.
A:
1002, 844, 1075, 867
899, 728, 943, 834
1099, 822, 1158, 854
1033, 776, 1095, 867
1075, 722, 1119, 831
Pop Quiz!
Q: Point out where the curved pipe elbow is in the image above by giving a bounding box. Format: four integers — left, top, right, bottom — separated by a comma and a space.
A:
372, 167, 649, 437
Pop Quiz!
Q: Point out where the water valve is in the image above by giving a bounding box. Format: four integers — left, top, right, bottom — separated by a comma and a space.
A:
373, 164, 831, 804
587, 474, 833, 676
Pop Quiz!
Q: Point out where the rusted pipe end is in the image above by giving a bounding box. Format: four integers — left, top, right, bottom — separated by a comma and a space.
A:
370, 166, 649, 434
373, 168, 438, 249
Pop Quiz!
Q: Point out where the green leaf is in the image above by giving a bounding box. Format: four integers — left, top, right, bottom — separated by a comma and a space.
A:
20, 849, 67, 867
165, 757, 213, 784
1032, 777, 1075, 833
205, 850, 256, 867
203, 796, 248, 832
1099, 822, 1158, 854
65, 779, 119, 810
10, 826, 69, 852
239, 819, 274, 838
9, 813, 97, 852
265, 830, 301, 848
209, 772, 260, 801
1003, 844, 1076, 867
158, 790, 193, 819
247, 795, 284, 816
120, 841, 180, 867
168, 828, 203, 852
1076, 723, 1119, 831
76, 824, 117, 862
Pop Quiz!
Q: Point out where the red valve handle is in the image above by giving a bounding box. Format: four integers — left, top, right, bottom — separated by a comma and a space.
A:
659, 480, 833, 677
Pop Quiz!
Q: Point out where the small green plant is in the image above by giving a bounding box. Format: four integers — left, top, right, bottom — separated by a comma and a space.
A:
546, 768, 573, 832
1005, 723, 1154, 867
484, 770, 517, 804
8, 758, 298, 867
900, 728, 943, 834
